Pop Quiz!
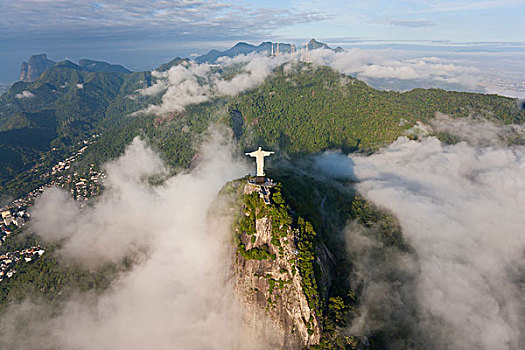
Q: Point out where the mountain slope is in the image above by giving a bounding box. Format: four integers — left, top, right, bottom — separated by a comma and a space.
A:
1, 53, 524, 349
2, 57, 524, 197
0, 63, 152, 194
229, 65, 524, 153
231, 180, 322, 348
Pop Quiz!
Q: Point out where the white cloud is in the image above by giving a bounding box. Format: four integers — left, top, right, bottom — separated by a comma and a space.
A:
140, 63, 214, 114
32, 138, 167, 265
379, 17, 435, 28
15, 90, 34, 99
421, 0, 524, 13
215, 54, 290, 96
349, 133, 525, 349
1, 132, 263, 349
431, 113, 525, 146
308, 48, 483, 89
312, 118, 525, 348
138, 52, 295, 115
76, 83, 83, 89
0, 1, 325, 40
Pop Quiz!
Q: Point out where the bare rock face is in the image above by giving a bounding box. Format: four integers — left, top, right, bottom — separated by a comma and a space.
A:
233, 182, 322, 349
20, 54, 56, 82
19, 62, 28, 81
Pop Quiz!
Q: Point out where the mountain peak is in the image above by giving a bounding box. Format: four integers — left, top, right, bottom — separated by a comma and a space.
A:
307, 38, 330, 50
20, 53, 56, 82
232, 42, 254, 48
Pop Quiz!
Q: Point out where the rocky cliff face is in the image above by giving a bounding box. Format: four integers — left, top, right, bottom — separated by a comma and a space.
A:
233, 181, 323, 349
20, 54, 56, 82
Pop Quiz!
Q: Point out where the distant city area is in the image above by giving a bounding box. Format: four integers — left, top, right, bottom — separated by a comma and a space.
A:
480, 78, 525, 99
0, 134, 104, 282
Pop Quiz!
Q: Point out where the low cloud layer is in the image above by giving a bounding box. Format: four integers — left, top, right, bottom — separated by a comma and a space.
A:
308, 48, 482, 91
431, 113, 525, 146
32, 138, 166, 265
314, 118, 525, 349
15, 90, 34, 99
350, 135, 525, 349
1, 133, 263, 349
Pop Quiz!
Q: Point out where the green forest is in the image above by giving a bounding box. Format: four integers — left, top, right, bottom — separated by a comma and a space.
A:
230, 65, 523, 154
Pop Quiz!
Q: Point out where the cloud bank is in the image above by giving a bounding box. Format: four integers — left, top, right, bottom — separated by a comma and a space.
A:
0, 1, 325, 40
312, 118, 525, 348
1, 133, 264, 349
431, 113, 525, 146
138, 53, 292, 115
348, 133, 525, 349
308, 48, 482, 90
15, 90, 34, 99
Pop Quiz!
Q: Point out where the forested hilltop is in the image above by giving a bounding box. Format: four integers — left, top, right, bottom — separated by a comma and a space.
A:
230, 66, 523, 153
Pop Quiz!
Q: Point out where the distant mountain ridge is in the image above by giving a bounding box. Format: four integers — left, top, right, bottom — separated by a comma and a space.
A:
78, 59, 131, 74
19, 54, 132, 82
195, 39, 343, 63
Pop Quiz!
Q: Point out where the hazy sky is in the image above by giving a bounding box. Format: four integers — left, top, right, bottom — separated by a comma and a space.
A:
1, 0, 524, 83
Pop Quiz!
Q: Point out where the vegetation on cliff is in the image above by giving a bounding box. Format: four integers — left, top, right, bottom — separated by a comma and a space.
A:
264, 169, 415, 349
237, 184, 322, 309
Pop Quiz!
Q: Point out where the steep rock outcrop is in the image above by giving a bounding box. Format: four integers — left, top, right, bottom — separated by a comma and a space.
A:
20, 54, 56, 82
233, 181, 323, 349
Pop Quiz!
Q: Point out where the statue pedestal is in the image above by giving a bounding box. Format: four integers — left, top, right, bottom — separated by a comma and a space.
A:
255, 176, 266, 184
247, 177, 276, 188
245, 177, 276, 205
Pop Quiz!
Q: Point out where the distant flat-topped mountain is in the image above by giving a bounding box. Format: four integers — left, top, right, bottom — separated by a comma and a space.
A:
20, 54, 56, 82
19, 55, 132, 82
195, 39, 342, 63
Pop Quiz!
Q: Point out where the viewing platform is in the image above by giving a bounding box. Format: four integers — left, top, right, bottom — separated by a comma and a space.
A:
245, 177, 276, 205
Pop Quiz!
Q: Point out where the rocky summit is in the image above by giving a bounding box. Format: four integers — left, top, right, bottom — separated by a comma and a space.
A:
20, 54, 56, 82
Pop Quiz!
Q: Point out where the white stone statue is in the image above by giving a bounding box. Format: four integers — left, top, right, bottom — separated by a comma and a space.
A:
246, 147, 274, 177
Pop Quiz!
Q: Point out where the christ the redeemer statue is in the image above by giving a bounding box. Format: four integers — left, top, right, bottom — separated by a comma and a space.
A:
246, 147, 274, 177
